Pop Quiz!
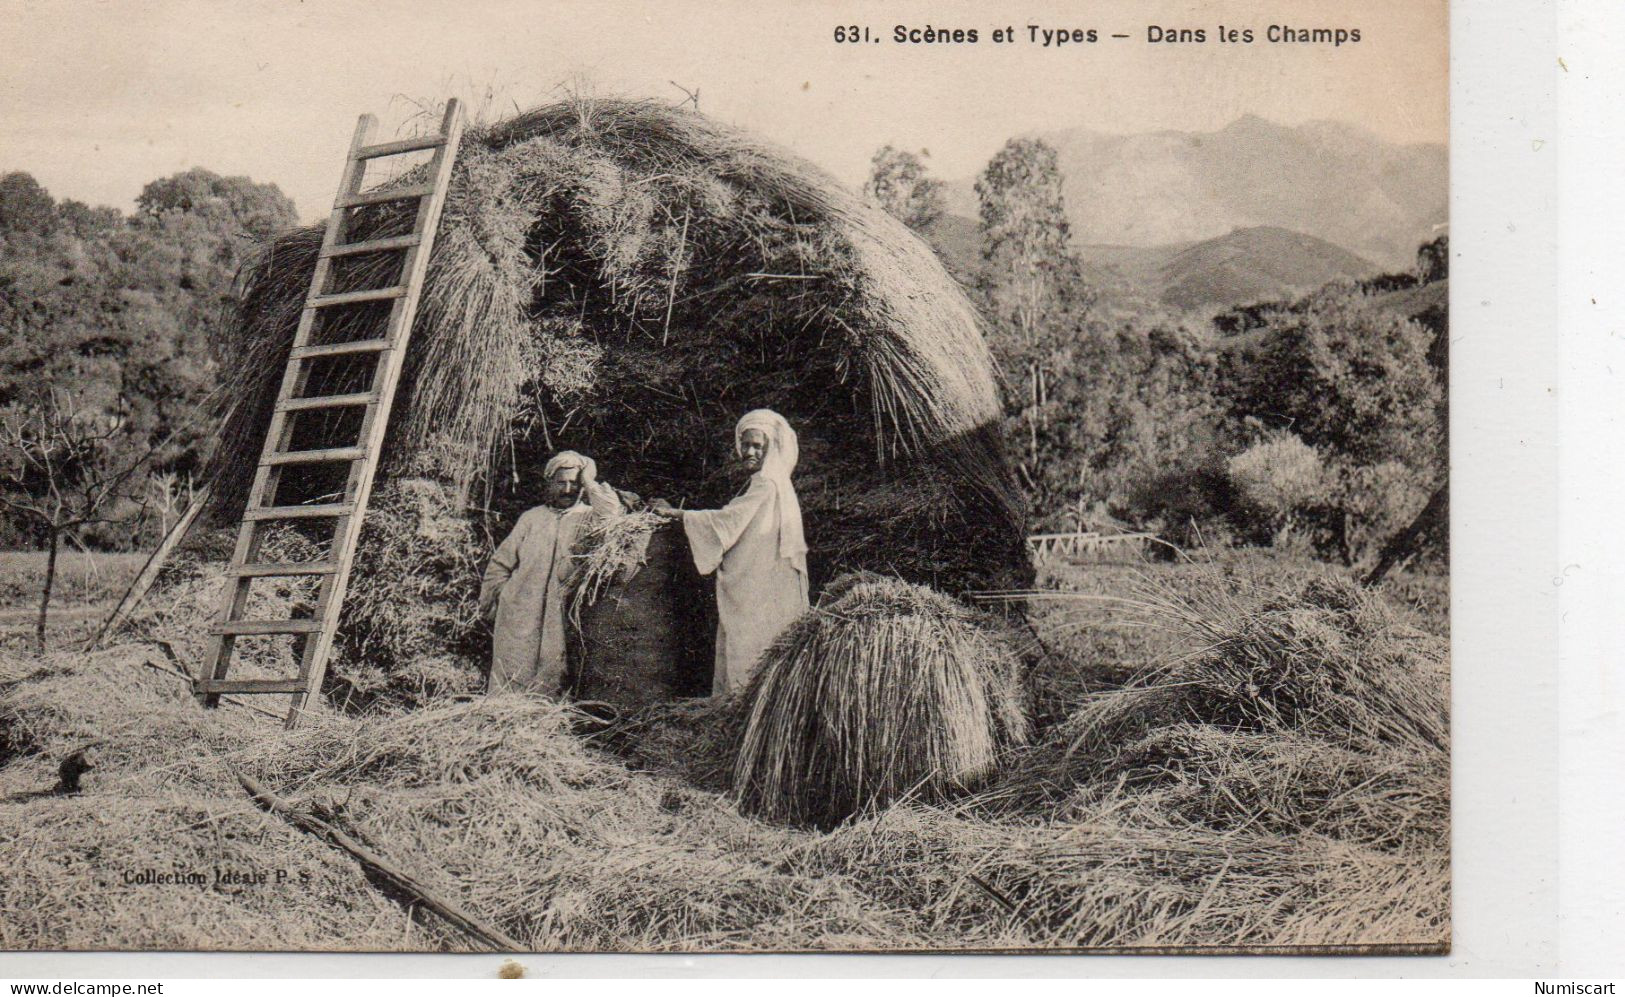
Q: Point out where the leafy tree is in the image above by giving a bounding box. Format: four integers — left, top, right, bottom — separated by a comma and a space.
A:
0, 167, 297, 551
0, 172, 56, 236
1416, 234, 1448, 284
1219, 289, 1439, 469
865, 146, 946, 231
135, 167, 299, 247
1218, 287, 1442, 564
1225, 431, 1326, 545
975, 138, 1093, 471
1031, 318, 1221, 532
56, 199, 122, 239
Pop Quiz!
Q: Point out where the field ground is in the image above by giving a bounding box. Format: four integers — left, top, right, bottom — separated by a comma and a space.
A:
0, 545, 1448, 952
0, 551, 148, 651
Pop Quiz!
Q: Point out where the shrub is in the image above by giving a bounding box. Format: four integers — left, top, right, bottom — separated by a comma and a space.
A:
1225, 431, 1327, 544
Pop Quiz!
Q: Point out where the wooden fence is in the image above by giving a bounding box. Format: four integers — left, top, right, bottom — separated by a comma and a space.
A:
1026, 530, 1157, 564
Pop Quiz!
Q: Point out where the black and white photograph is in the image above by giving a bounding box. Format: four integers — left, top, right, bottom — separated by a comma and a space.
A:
0, 0, 1451, 957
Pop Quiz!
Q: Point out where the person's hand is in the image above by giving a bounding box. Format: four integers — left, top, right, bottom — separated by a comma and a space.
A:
580, 461, 598, 486
650, 498, 682, 519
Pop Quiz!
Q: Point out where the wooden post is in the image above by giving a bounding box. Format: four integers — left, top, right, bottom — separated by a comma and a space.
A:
234, 767, 525, 952
86, 482, 213, 651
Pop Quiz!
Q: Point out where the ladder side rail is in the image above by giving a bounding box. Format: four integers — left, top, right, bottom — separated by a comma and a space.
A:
200, 113, 379, 705
285, 100, 463, 725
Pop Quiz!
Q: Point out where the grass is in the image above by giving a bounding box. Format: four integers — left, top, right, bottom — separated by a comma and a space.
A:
0, 550, 1448, 952
0, 550, 147, 610
0, 550, 150, 653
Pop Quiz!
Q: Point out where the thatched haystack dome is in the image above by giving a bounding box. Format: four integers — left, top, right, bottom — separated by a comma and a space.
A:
210, 97, 1028, 607
733, 574, 1028, 828
204, 98, 1028, 701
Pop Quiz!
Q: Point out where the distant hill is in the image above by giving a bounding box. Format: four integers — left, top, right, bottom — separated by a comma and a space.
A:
1084, 226, 1381, 312
943, 115, 1446, 271
921, 220, 1382, 313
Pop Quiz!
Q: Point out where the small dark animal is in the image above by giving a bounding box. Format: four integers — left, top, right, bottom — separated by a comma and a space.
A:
56, 748, 96, 795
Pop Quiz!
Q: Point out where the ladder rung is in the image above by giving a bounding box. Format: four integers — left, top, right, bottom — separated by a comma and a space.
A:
320, 234, 422, 258
241, 503, 356, 521
211, 619, 325, 637
232, 561, 341, 578
308, 286, 407, 308
338, 184, 436, 208
289, 339, 393, 360
196, 678, 309, 695
355, 135, 445, 160
277, 392, 378, 412
263, 447, 367, 466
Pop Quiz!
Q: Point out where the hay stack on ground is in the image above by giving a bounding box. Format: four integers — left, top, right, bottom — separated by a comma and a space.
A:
202, 96, 1028, 704
987, 573, 1449, 855
734, 575, 1027, 828
1062, 575, 1448, 759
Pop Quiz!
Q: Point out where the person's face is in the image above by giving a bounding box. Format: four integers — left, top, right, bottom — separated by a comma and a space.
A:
739, 428, 768, 473
545, 466, 582, 508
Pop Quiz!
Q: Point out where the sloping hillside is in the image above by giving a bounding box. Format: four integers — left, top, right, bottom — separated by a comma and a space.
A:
1152, 226, 1378, 311
1079, 226, 1379, 312
945, 115, 1445, 271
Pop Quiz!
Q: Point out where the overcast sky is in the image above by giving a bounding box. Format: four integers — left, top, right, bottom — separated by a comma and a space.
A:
2, 0, 1447, 220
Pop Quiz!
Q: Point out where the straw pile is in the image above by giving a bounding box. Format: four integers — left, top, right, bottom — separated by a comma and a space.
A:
1061, 575, 1447, 759
328, 478, 487, 709
567, 512, 711, 706
0, 556, 1447, 951
209, 96, 1028, 609
734, 575, 1027, 828
988, 573, 1449, 856
107, 480, 488, 710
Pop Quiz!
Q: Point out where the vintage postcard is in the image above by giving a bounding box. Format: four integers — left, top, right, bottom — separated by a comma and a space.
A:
0, 0, 1448, 955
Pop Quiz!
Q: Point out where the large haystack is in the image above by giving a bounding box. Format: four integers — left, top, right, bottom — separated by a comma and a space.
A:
209, 98, 1027, 610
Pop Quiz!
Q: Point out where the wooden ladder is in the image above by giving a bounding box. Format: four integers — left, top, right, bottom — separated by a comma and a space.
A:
197, 100, 465, 727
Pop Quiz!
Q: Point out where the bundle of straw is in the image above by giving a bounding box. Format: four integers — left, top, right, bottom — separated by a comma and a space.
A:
734, 575, 1027, 828
567, 511, 665, 627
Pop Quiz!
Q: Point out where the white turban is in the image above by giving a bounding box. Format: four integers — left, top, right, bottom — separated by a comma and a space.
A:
543, 450, 593, 480
735, 409, 807, 572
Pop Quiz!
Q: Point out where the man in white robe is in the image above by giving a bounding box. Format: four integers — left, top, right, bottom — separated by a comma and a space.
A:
479, 451, 622, 695
653, 409, 810, 694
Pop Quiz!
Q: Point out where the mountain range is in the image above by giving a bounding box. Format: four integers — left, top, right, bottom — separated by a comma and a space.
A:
931, 115, 1446, 310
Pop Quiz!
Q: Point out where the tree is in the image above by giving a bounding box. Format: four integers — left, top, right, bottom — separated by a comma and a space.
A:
0, 172, 56, 236
0, 168, 296, 509
135, 167, 298, 250
975, 138, 1092, 470
1028, 317, 1220, 531
865, 146, 946, 231
1219, 290, 1440, 469
1218, 287, 1443, 565
1416, 234, 1448, 285
0, 390, 169, 651
55, 199, 121, 239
